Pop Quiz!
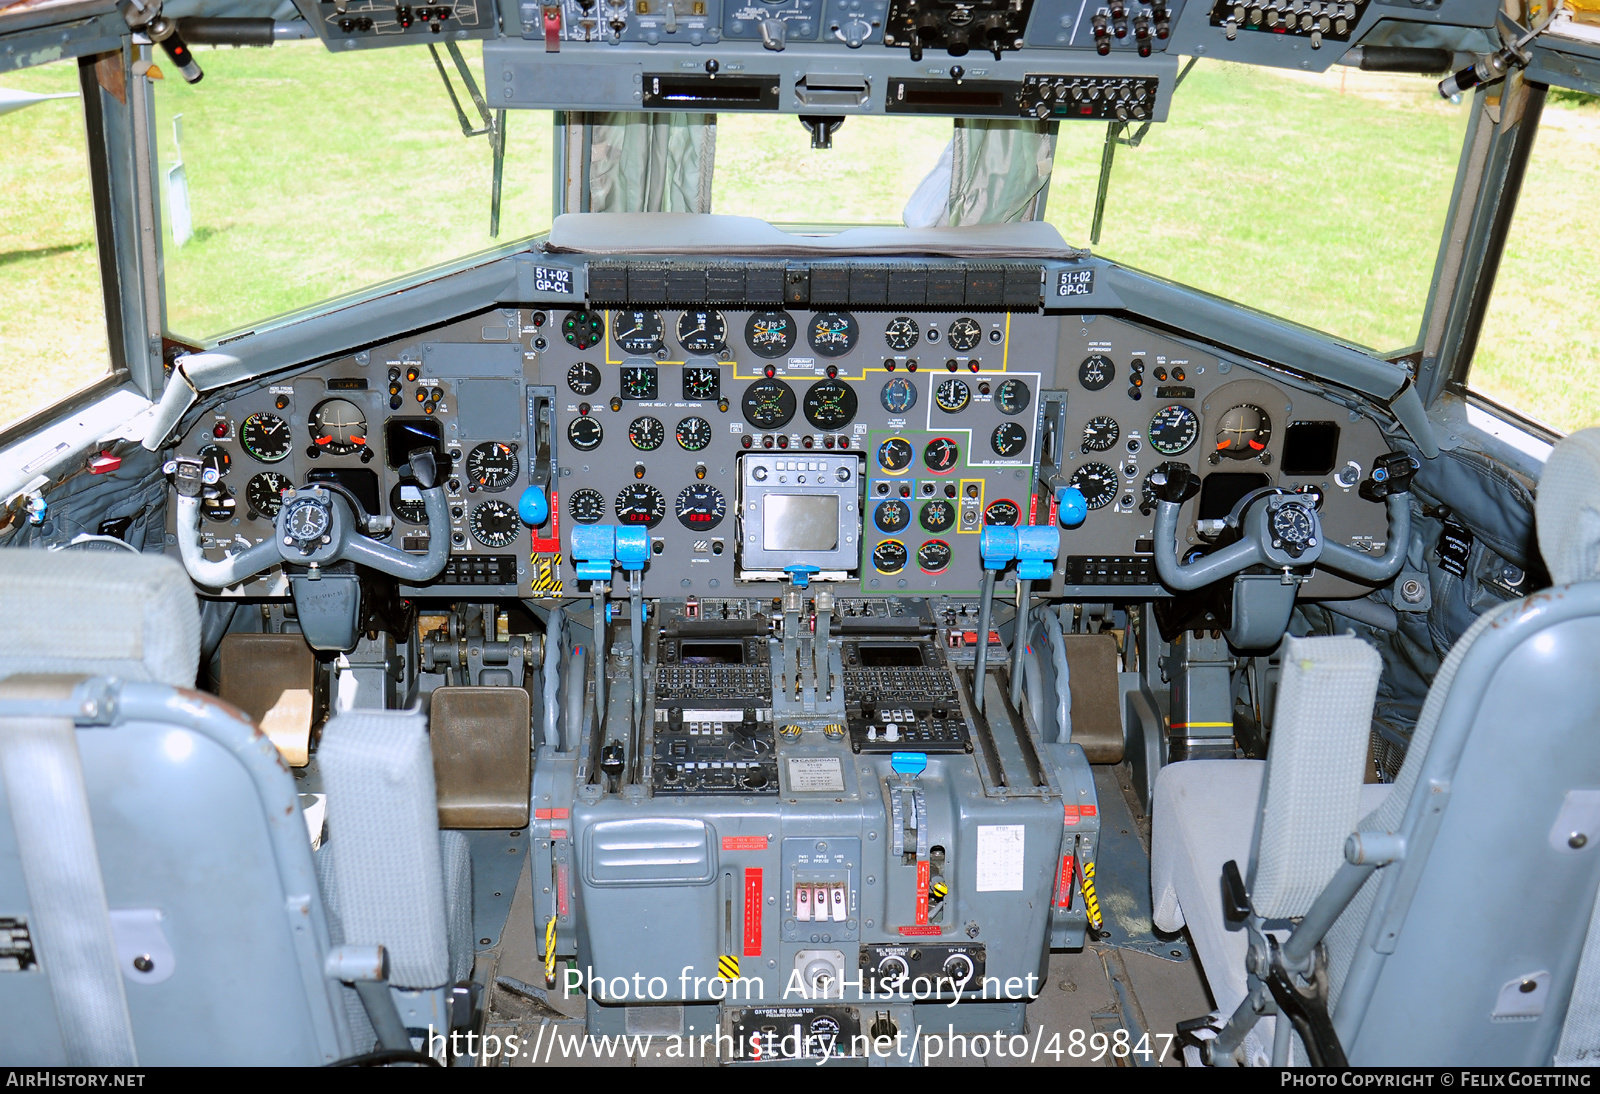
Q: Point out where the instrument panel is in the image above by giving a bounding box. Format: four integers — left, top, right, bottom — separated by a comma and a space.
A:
167, 272, 1395, 602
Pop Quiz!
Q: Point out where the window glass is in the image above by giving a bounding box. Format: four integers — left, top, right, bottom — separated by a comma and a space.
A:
712, 114, 952, 225
1471, 89, 1600, 434
153, 42, 554, 344
1045, 61, 1470, 354
0, 58, 113, 431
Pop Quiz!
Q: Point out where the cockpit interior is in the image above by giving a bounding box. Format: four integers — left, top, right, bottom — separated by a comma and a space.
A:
1, 0, 1598, 1066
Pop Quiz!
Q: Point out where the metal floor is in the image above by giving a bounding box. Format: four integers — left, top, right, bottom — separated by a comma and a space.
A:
471, 761, 1213, 1068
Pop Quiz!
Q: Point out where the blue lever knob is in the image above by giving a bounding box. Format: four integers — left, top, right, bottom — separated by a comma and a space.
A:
518, 485, 549, 527
1056, 486, 1088, 529
890, 751, 928, 777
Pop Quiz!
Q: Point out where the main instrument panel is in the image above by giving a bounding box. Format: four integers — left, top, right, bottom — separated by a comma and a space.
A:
168, 259, 1394, 602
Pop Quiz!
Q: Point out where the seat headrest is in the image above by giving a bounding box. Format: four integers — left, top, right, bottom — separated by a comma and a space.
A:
1538, 428, 1600, 586
0, 549, 200, 688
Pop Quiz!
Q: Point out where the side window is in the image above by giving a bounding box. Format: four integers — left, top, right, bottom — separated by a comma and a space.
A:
153, 42, 554, 345
1045, 61, 1470, 355
0, 58, 114, 432
1470, 89, 1600, 434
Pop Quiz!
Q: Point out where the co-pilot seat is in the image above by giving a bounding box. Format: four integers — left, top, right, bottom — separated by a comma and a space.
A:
0, 549, 472, 1064
1153, 427, 1600, 1066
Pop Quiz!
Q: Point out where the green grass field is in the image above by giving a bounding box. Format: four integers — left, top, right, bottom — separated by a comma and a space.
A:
1, 45, 1596, 434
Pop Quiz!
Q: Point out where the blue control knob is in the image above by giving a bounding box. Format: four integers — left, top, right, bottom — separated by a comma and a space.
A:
890, 751, 928, 777
518, 485, 549, 527
1056, 486, 1088, 529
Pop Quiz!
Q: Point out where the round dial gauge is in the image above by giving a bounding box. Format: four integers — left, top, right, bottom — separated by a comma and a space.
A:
808, 311, 859, 357
309, 399, 368, 456
567, 416, 603, 452
745, 310, 797, 358
676, 309, 727, 354
674, 483, 726, 530
614, 309, 664, 355
884, 316, 920, 351
922, 437, 960, 473
199, 443, 232, 479
984, 498, 1020, 526
282, 495, 330, 542
995, 378, 1031, 416
874, 499, 910, 533
934, 377, 971, 413
246, 472, 292, 519
682, 366, 720, 401
619, 367, 658, 400
1082, 416, 1120, 452
877, 437, 914, 473
1068, 462, 1119, 509
1079, 354, 1115, 392
569, 488, 606, 524
567, 362, 601, 396
947, 317, 983, 352
201, 484, 236, 522
872, 540, 908, 574
880, 377, 917, 414
614, 484, 666, 528
917, 539, 953, 573
991, 422, 1028, 458
1149, 404, 1200, 456
466, 442, 518, 490
389, 480, 429, 525
676, 416, 713, 451
1140, 462, 1192, 514
561, 310, 605, 350
1272, 504, 1316, 551
741, 379, 796, 430
240, 413, 291, 463
469, 499, 520, 548
803, 379, 857, 431
1216, 404, 1273, 459
920, 499, 956, 533
628, 416, 665, 451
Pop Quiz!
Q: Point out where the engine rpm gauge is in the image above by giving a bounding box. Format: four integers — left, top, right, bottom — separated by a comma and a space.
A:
884, 316, 920, 351
614, 484, 666, 528
676, 309, 727, 355
994, 378, 1031, 416
872, 540, 908, 574
1082, 416, 1120, 452
1079, 354, 1115, 392
922, 437, 960, 473
1068, 462, 1119, 509
469, 499, 520, 548
808, 311, 859, 357
567, 416, 603, 451
567, 362, 601, 396
569, 488, 606, 524
613, 309, 664, 355
240, 413, 291, 463
309, 399, 368, 456
984, 499, 1020, 526
917, 539, 953, 573
741, 379, 796, 430
619, 367, 658, 400
877, 437, 914, 473
745, 310, 797, 358
802, 379, 857, 431
246, 472, 292, 519
880, 377, 917, 414
682, 367, 720, 401
1148, 404, 1200, 456
934, 378, 971, 414
627, 416, 666, 451
465, 442, 519, 490
1215, 404, 1273, 459
874, 499, 910, 533
676, 416, 713, 451
947, 317, 982, 351
674, 483, 726, 530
